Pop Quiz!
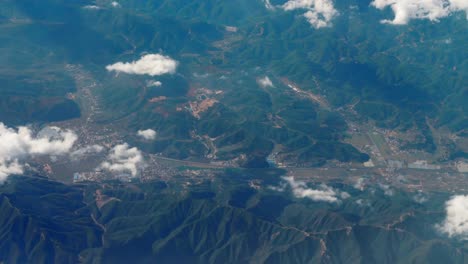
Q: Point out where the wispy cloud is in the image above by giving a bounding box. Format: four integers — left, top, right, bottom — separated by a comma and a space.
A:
106, 54, 178, 76
437, 195, 468, 239
371, 0, 468, 25
83, 5, 101, 10
100, 143, 143, 177
0, 123, 77, 182
263, 0, 275, 10
70, 145, 104, 161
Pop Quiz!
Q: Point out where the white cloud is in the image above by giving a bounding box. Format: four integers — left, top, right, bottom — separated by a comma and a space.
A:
340, 191, 351, 199
83, 5, 101, 10
413, 191, 429, 204
137, 129, 157, 140
100, 143, 143, 177
264, 0, 275, 10
281, 176, 349, 203
282, 0, 338, 28
257, 76, 274, 88
106, 54, 178, 76
371, 0, 468, 25
0, 161, 24, 181
70, 145, 104, 160
111, 1, 120, 7
283, 0, 314, 10
147, 80, 162, 87
269, 182, 288, 192
451, 0, 468, 15
379, 183, 394, 196
437, 195, 468, 239
353, 178, 366, 190
0, 123, 77, 182
356, 199, 371, 207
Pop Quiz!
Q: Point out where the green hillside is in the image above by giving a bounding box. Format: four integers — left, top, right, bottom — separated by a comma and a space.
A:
0, 174, 466, 263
